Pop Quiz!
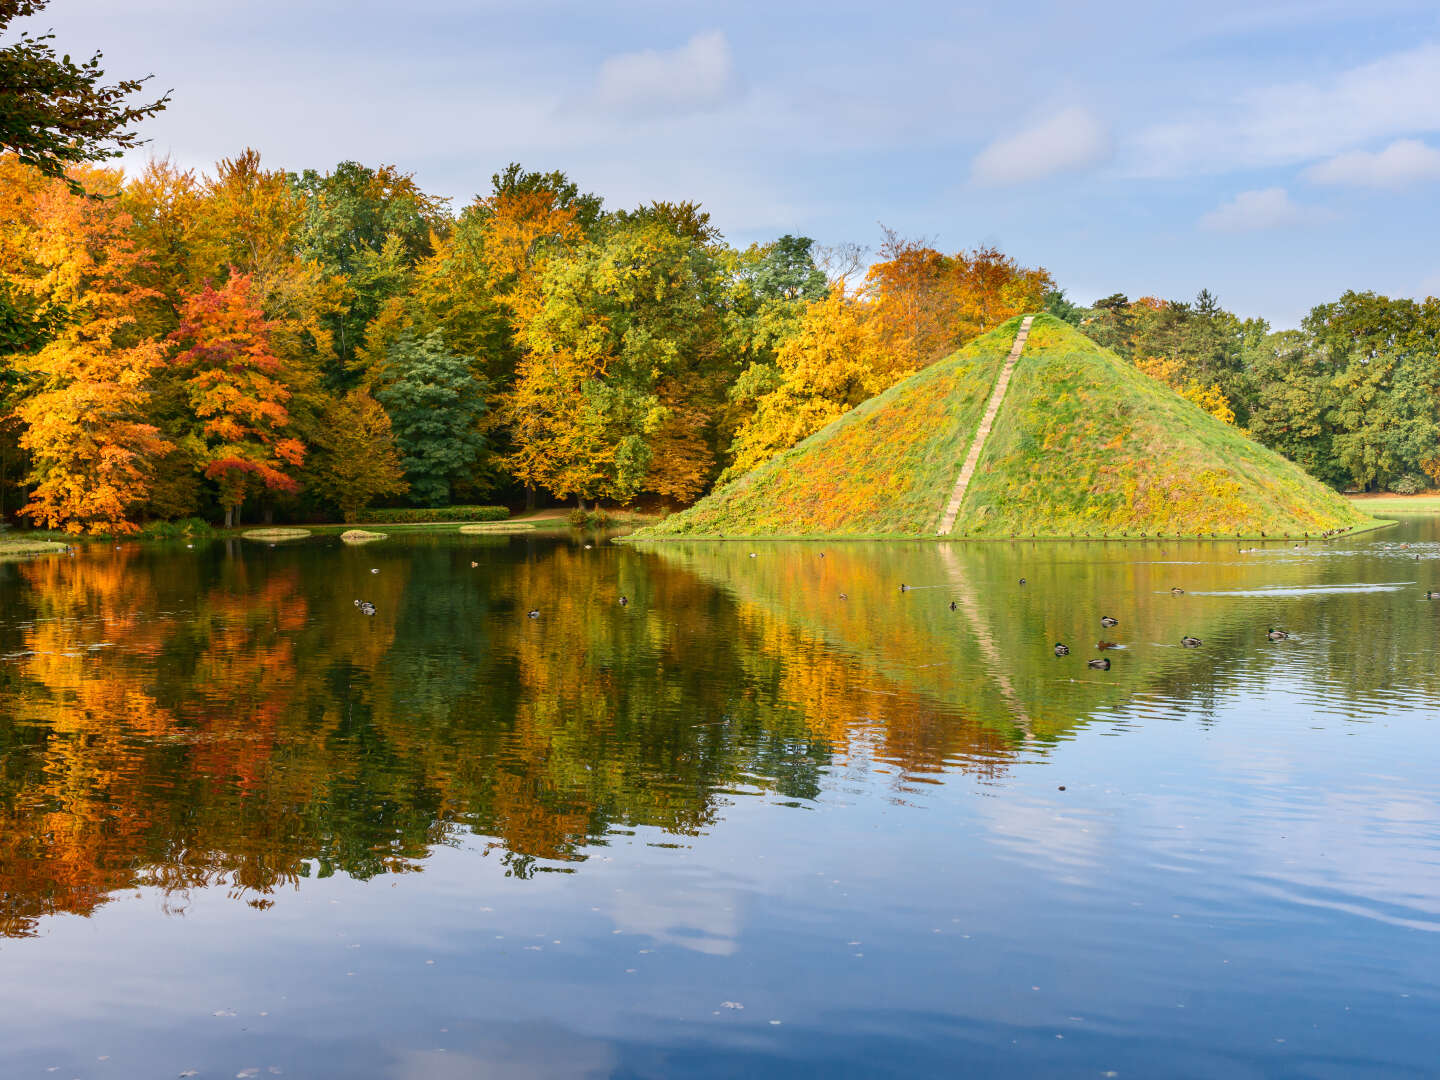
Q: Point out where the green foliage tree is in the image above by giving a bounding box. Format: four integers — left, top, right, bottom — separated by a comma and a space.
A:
0, 0, 169, 195
291, 161, 450, 370
375, 332, 488, 506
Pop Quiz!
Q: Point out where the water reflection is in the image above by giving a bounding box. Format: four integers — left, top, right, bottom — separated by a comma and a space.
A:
2, 525, 1438, 943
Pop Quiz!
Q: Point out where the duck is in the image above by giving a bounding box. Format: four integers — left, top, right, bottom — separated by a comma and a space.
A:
1100, 615, 1118, 627
748, 552, 757, 558
527, 609, 540, 619
1180, 636, 1202, 648
899, 583, 910, 592
1019, 578, 1027, 586
1267, 627, 1289, 641
839, 593, 848, 600
619, 595, 629, 606
471, 561, 479, 568
1097, 640, 1118, 650
1426, 591, 1440, 600
1054, 643, 1070, 656
949, 600, 957, 611
1171, 586, 1185, 595
370, 568, 379, 574
1087, 657, 1111, 670
355, 600, 376, 616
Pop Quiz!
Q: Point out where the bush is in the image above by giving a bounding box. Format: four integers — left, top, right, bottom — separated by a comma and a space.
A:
567, 508, 612, 528
361, 505, 509, 524
140, 517, 215, 540
1389, 474, 1428, 495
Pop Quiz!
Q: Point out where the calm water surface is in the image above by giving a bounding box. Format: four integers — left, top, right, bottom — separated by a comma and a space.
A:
1, 523, 1438, 1078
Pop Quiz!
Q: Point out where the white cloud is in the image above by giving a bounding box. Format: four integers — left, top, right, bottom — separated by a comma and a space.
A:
1199, 187, 1316, 232
971, 106, 1112, 185
593, 30, 737, 115
1304, 138, 1440, 188
1136, 41, 1440, 175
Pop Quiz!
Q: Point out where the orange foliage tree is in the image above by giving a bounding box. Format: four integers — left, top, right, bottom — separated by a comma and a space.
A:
4, 162, 171, 533
171, 272, 305, 526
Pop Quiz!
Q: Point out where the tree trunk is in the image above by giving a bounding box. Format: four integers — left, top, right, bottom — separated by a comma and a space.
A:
525, 485, 536, 512
224, 505, 235, 529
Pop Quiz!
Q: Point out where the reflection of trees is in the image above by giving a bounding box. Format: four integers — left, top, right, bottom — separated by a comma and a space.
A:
0, 541, 837, 933
5, 534, 1419, 936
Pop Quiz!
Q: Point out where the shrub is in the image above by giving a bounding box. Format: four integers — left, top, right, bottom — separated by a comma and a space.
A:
361, 506, 509, 524
1389, 474, 1428, 495
568, 508, 589, 527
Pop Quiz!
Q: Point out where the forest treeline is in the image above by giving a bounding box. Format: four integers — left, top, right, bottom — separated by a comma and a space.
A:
0, 153, 1437, 534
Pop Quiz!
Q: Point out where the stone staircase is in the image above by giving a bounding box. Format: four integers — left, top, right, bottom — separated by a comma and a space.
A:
935, 315, 1034, 535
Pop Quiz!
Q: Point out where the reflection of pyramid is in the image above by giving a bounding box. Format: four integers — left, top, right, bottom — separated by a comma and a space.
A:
645, 540, 1341, 741
634, 315, 1374, 540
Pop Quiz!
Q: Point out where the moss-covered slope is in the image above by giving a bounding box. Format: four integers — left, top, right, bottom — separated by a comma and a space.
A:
635, 314, 1376, 540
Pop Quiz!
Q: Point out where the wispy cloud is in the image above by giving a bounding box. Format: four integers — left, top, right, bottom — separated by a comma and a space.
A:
971, 107, 1112, 186
1135, 41, 1440, 175
592, 31, 738, 116
1304, 138, 1440, 188
1199, 188, 1319, 232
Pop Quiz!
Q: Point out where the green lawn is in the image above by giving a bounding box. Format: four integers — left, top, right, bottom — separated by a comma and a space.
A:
1348, 494, 1440, 515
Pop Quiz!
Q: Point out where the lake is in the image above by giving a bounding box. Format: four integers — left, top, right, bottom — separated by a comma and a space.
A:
1, 522, 1437, 1078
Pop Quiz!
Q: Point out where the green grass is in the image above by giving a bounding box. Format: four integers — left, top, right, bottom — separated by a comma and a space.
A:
955, 316, 1373, 539
633, 313, 1377, 541
1348, 494, 1440, 515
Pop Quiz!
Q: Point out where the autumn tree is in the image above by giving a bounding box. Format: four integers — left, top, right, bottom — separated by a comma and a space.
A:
306, 388, 408, 521
502, 214, 730, 505
725, 283, 888, 479
3, 162, 169, 533
171, 272, 305, 527
725, 233, 1052, 477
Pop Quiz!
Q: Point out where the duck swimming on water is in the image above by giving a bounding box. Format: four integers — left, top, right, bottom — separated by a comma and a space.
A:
1088, 657, 1111, 670
1171, 586, 1185, 596
1100, 615, 1118, 628
1180, 636, 1202, 647
354, 600, 376, 616
1267, 627, 1289, 641
527, 609, 540, 619
1054, 643, 1070, 656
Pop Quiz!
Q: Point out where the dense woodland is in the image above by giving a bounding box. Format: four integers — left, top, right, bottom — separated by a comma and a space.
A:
0, 153, 1436, 534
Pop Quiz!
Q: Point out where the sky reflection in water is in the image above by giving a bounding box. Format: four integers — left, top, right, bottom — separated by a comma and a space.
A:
0, 522, 1437, 1078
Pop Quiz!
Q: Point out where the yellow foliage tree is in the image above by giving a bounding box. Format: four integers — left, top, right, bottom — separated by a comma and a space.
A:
3, 163, 171, 533
1135, 355, 1236, 425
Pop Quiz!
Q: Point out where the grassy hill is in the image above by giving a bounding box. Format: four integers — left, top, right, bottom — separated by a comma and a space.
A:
633, 314, 1377, 540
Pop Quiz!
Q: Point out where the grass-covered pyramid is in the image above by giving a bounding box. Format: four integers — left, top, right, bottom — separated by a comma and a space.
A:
634, 314, 1375, 540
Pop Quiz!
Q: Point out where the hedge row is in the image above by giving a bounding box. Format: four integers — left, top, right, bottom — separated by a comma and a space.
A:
361, 505, 510, 524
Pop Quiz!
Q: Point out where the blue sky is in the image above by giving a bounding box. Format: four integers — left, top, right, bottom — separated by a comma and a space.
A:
28, 0, 1440, 327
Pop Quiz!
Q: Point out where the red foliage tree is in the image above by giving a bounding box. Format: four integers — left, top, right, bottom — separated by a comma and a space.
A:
171, 272, 305, 526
